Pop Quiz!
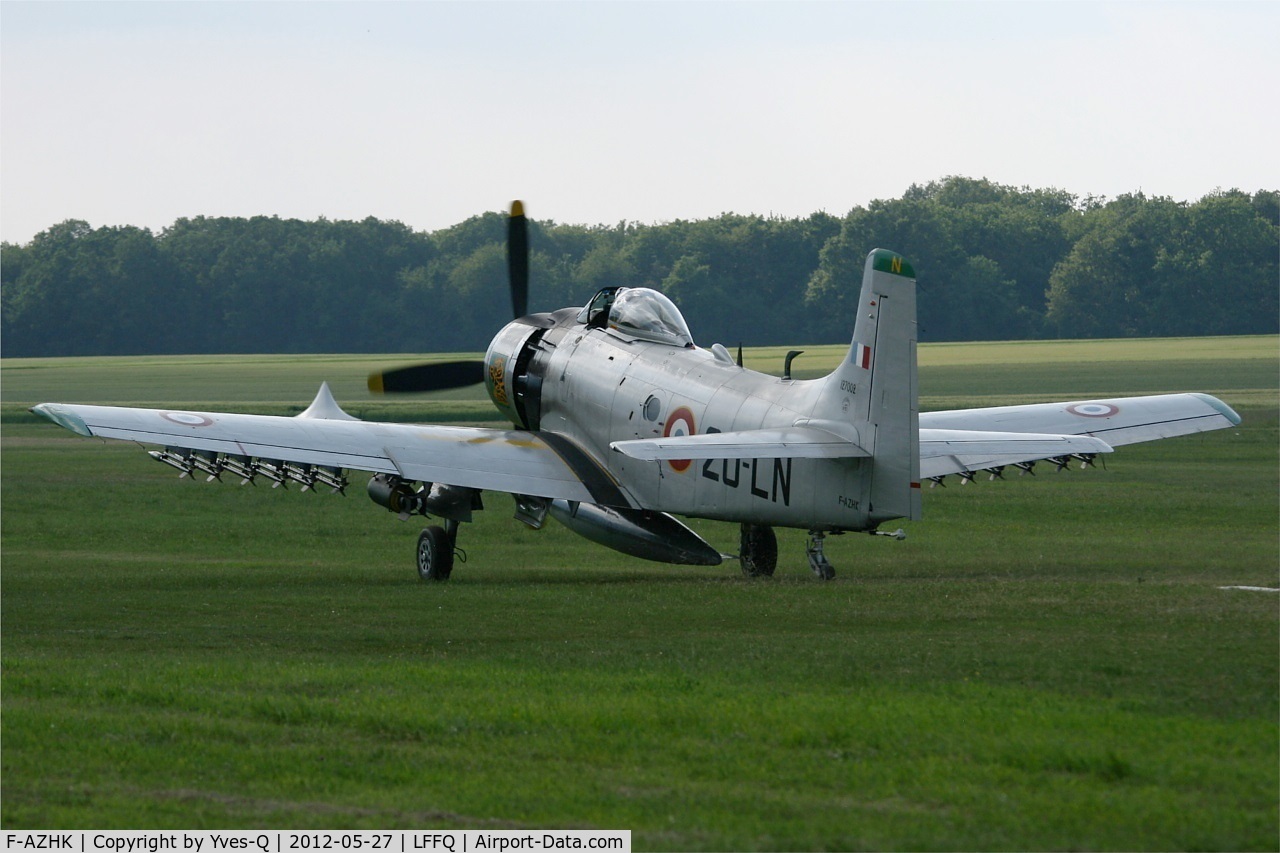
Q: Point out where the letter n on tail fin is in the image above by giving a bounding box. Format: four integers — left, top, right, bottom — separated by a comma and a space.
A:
812, 249, 920, 523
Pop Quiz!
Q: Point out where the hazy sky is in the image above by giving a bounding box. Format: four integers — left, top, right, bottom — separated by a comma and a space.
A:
3, 1, 1277, 244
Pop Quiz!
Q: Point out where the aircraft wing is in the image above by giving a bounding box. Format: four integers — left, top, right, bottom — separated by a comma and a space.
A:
918, 392, 1239, 479
919, 429, 1112, 479
920, 393, 1239, 445
30, 385, 634, 508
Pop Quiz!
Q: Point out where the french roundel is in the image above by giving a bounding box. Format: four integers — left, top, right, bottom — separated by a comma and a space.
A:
1066, 403, 1120, 418
161, 412, 214, 427
663, 406, 696, 472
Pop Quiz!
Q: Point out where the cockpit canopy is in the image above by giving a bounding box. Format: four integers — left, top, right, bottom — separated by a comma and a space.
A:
598, 287, 694, 348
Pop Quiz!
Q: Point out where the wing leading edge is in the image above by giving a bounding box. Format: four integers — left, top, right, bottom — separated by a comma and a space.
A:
31, 384, 634, 508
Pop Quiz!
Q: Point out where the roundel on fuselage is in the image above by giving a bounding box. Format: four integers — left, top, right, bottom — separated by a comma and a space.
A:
663, 406, 695, 472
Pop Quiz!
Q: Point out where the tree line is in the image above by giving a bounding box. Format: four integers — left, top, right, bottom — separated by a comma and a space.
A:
2, 177, 1276, 358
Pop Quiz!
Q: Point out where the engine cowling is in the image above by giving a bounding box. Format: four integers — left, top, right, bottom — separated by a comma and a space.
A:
483, 314, 570, 430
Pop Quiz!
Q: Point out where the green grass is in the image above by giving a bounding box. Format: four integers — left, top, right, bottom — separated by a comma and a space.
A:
2, 337, 1277, 848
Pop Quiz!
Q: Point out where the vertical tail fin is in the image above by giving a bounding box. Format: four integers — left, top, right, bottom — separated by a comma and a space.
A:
811, 249, 920, 524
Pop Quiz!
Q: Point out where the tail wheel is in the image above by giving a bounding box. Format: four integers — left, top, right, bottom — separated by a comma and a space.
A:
417, 526, 454, 582
739, 523, 777, 577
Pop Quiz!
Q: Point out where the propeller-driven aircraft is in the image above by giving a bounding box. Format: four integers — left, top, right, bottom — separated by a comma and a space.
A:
32, 202, 1241, 581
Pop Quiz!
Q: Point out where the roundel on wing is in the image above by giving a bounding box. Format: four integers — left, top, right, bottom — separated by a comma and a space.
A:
1066, 403, 1120, 418
663, 406, 695, 472
161, 412, 214, 427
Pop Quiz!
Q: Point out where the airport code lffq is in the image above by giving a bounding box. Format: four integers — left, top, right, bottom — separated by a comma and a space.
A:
4, 832, 630, 853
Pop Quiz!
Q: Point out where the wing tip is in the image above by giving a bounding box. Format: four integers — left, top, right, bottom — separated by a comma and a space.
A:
30, 403, 93, 437
1191, 392, 1242, 426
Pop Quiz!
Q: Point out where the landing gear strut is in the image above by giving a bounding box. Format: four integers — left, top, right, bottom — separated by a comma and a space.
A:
807, 531, 836, 580
739, 523, 777, 577
416, 521, 458, 582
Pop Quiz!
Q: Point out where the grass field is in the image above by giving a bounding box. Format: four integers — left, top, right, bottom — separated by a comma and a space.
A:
2, 336, 1277, 848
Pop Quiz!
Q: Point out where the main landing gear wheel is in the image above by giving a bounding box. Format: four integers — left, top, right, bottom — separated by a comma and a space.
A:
416, 525, 454, 582
739, 523, 777, 577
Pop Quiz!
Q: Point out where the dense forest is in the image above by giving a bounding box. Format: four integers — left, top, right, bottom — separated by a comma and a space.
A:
2, 177, 1276, 357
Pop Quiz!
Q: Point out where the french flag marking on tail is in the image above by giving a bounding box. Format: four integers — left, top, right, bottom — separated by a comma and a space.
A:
854, 342, 872, 370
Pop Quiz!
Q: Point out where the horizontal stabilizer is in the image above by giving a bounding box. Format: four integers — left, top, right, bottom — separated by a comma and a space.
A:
611, 426, 870, 461
919, 428, 1112, 480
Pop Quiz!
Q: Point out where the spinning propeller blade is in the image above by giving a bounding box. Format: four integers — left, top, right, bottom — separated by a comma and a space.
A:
368, 201, 530, 394
367, 360, 486, 394
508, 200, 529, 320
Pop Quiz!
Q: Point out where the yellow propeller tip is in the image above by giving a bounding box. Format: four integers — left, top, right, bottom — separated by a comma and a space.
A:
367, 373, 384, 394
510, 200, 524, 217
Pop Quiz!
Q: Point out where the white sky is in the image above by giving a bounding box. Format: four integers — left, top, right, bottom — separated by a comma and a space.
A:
2, 1, 1277, 244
